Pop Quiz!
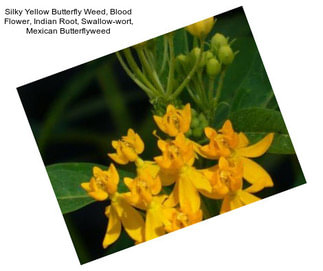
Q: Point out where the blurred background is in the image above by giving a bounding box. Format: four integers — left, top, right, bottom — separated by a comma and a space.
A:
17, 7, 305, 264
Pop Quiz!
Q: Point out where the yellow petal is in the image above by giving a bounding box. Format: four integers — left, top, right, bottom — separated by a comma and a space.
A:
239, 190, 260, 205
122, 146, 138, 162
81, 182, 91, 192
103, 206, 121, 248
164, 181, 179, 207
237, 133, 274, 158
153, 115, 166, 134
108, 153, 129, 165
241, 157, 273, 193
89, 190, 108, 201
237, 132, 249, 148
145, 208, 165, 241
182, 104, 191, 133
134, 133, 145, 154
178, 175, 200, 213
220, 195, 231, 214
113, 198, 144, 243
185, 167, 212, 193
158, 169, 177, 186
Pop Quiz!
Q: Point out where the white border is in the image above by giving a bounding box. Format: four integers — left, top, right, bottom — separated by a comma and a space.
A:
1, 0, 322, 270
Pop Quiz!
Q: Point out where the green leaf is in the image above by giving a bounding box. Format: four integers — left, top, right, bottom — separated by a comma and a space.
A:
46, 162, 134, 214
244, 132, 295, 154
229, 108, 295, 154
213, 101, 231, 129
229, 108, 287, 133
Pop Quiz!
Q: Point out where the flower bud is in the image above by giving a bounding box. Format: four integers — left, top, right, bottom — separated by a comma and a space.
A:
192, 127, 204, 138
186, 17, 215, 39
218, 45, 234, 65
175, 54, 187, 74
200, 50, 213, 67
211, 33, 228, 51
206, 57, 221, 77
188, 47, 202, 67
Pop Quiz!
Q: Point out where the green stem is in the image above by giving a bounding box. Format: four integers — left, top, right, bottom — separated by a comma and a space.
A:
160, 36, 169, 74
214, 68, 226, 107
123, 48, 160, 96
116, 52, 154, 98
186, 85, 202, 107
136, 48, 165, 94
166, 34, 175, 95
208, 77, 215, 101
169, 39, 205, 100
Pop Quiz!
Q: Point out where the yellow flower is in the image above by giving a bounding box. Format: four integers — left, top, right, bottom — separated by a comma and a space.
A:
153, 104, 191, 137
201, 157, 260, 214
103, 194, 145, 248
108, 128, 144, 165
123, 174, 170, 241
201, 157, 243, 199
186, 17, 215, 39
81, 164, 145, 248
200, 120, 274, 193
154, 133, 212, 213
81, 164, 119, 201
163, 206, 202, 233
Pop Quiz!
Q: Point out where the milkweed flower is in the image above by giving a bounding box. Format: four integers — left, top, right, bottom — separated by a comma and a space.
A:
153, 104, 191, 137
186, 17, 215, 39
81, 164, 144, 248
163, 206, 203, 233
108, 128, 144, 165
200, 120, 274, 193
202, 157, 260, 213
123, 173, 170, 241
154, 133, 212, 213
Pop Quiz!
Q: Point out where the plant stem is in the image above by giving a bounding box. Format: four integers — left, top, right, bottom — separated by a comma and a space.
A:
166, 34, 175, 95
160, 36, 169, 74
214, 68, 226, 107
169, 39, 205, 100
116, 52, 155, 98
208, 77, 215, 101
123, 48, 160, 96
136, 48, 165, 94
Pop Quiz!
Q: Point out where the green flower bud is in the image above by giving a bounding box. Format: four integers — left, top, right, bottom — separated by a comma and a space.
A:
206, 57, 221, 77
200, 50, 214, 67
191, 117, 200, 128
218, 45, 234, 65
192, 127, 204, 138
191, 108, 198, 117
211, 33, 228, 51
175, 54, 187, 74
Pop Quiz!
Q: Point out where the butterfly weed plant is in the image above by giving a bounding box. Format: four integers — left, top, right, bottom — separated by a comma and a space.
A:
44, 14, 301, 262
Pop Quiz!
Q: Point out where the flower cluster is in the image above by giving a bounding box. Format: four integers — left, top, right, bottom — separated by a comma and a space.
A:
81, 103, 274, 249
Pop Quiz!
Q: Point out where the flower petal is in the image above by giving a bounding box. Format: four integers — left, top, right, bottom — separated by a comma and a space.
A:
153, 115, 166, 134
88, 190, 108, 201
185, 167, 212, 193
178, 175, 200, 213
164, 181, 179, 207
113, 198, 144, 243
145, 208, 165, 241
237, 133, 274, 158
103, 206, 121, 248
108, 153, 129, 165
220, 195, 231, 214
241, 157, 273, 193
239, 190, 260, 205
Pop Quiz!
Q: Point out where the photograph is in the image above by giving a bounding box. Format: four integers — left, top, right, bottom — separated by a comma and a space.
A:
17, 7, 306, 264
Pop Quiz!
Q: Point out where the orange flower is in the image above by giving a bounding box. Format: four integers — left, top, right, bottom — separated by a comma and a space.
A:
153, 104, 191, 137
200, 120, 274, 193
